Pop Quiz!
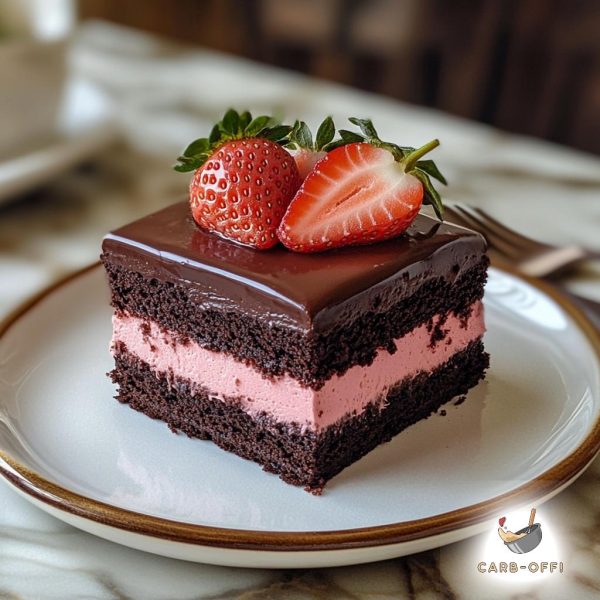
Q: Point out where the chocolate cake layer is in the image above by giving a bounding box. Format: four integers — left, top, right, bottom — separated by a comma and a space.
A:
111, 340, 488, 493
102, 201, 486, 333
103, 257, 487, 386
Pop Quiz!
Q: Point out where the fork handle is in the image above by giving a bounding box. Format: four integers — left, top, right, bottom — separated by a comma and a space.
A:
560, 288, 600, 332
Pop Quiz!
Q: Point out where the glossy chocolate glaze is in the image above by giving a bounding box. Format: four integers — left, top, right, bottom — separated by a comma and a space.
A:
102, 201, 486, 332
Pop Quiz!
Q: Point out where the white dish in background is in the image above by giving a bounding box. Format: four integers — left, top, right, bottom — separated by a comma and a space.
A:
0, 76, 118, 205
0, 38, 67, 155
0, 265, 599, 568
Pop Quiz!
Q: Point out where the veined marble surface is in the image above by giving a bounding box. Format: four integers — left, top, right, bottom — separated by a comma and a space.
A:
1, 21, 600, 599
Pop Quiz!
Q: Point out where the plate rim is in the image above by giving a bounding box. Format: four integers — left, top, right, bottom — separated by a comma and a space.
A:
1, 262, 599, 552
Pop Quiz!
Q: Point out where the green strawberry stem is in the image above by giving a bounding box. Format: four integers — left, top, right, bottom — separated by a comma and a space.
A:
336, 118, 446, 220
402, 139, 440, 172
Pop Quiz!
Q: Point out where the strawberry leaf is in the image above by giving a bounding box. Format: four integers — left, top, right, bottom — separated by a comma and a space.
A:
396, 145, 415, 157
209, 124, 222, 145
285, 121, 299, 149
221, 109, 240, 135
182, 137, 210, 158
290, 120, 313, 149
321, 138, 347, 151
315, 116, 335, 150
261, 124, 293, 142
175, 155, 199, 165
339, 129, 365, 144
416, 159, 447, 185
348, 117, 378, 140
376, 141, 405, 161
414, 170, 444, 220
239, 110, 252, 131
245, 115, 271, 137
173, 155, 204, 172
173, 163, 195, 173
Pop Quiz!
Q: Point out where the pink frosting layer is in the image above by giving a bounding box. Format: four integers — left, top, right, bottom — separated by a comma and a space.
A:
112, 302, 484, 431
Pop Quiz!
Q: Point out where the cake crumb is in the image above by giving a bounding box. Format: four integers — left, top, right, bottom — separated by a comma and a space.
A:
454, 395, 467, 406
429, 312, 449, 347
458, 307, 473, 329
440, 409, 447, 416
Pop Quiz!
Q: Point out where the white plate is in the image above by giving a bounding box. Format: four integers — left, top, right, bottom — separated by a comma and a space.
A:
0, 77, 119, 205
1, 265, 599, 568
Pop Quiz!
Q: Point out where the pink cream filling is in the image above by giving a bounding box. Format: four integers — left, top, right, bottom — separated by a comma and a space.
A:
112, 301, 484, 431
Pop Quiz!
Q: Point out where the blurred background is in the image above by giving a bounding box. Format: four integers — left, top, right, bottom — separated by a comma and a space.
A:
78, 0, 600, 154
3, 4, 600, 596
1, 0, 600, 316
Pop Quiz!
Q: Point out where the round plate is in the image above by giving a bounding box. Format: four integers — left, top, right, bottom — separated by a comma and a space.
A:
1, 264, 599, 568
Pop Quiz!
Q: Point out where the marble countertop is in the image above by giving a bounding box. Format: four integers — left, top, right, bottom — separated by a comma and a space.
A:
1, 22, 600, 599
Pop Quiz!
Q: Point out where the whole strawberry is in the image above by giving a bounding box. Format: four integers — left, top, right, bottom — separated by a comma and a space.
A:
175, 110, 301, 250
286, 117, 336, 180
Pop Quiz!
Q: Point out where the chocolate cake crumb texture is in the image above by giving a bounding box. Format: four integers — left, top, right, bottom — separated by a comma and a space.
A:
102, 256, 488, 388
111, 341, 488, 492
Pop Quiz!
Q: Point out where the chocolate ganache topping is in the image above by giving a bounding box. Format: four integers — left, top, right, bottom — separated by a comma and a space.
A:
102, 201, 486, 332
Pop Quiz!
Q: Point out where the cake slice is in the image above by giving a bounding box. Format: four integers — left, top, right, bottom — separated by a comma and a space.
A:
102, 201, 488, 492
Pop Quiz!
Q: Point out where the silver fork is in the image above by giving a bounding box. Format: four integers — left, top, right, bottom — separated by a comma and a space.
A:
444, 203, 600, 330
444, 203, 600, 279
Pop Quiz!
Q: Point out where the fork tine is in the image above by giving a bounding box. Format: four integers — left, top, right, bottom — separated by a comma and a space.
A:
450, 205, 525, 259
459, 204, 527, 248
469, 206, 544, 252
445, 203, 594, 278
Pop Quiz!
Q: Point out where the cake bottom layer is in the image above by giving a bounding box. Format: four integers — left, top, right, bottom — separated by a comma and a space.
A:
111, 340, 488, 493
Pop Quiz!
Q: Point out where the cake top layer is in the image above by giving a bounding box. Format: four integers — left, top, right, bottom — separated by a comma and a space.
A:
103, 201, 486, 331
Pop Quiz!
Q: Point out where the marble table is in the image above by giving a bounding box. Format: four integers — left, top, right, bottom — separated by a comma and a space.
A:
1, 22, 600, 599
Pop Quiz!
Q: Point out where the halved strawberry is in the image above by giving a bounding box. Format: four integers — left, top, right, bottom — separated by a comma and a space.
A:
278, 118, 446, 253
